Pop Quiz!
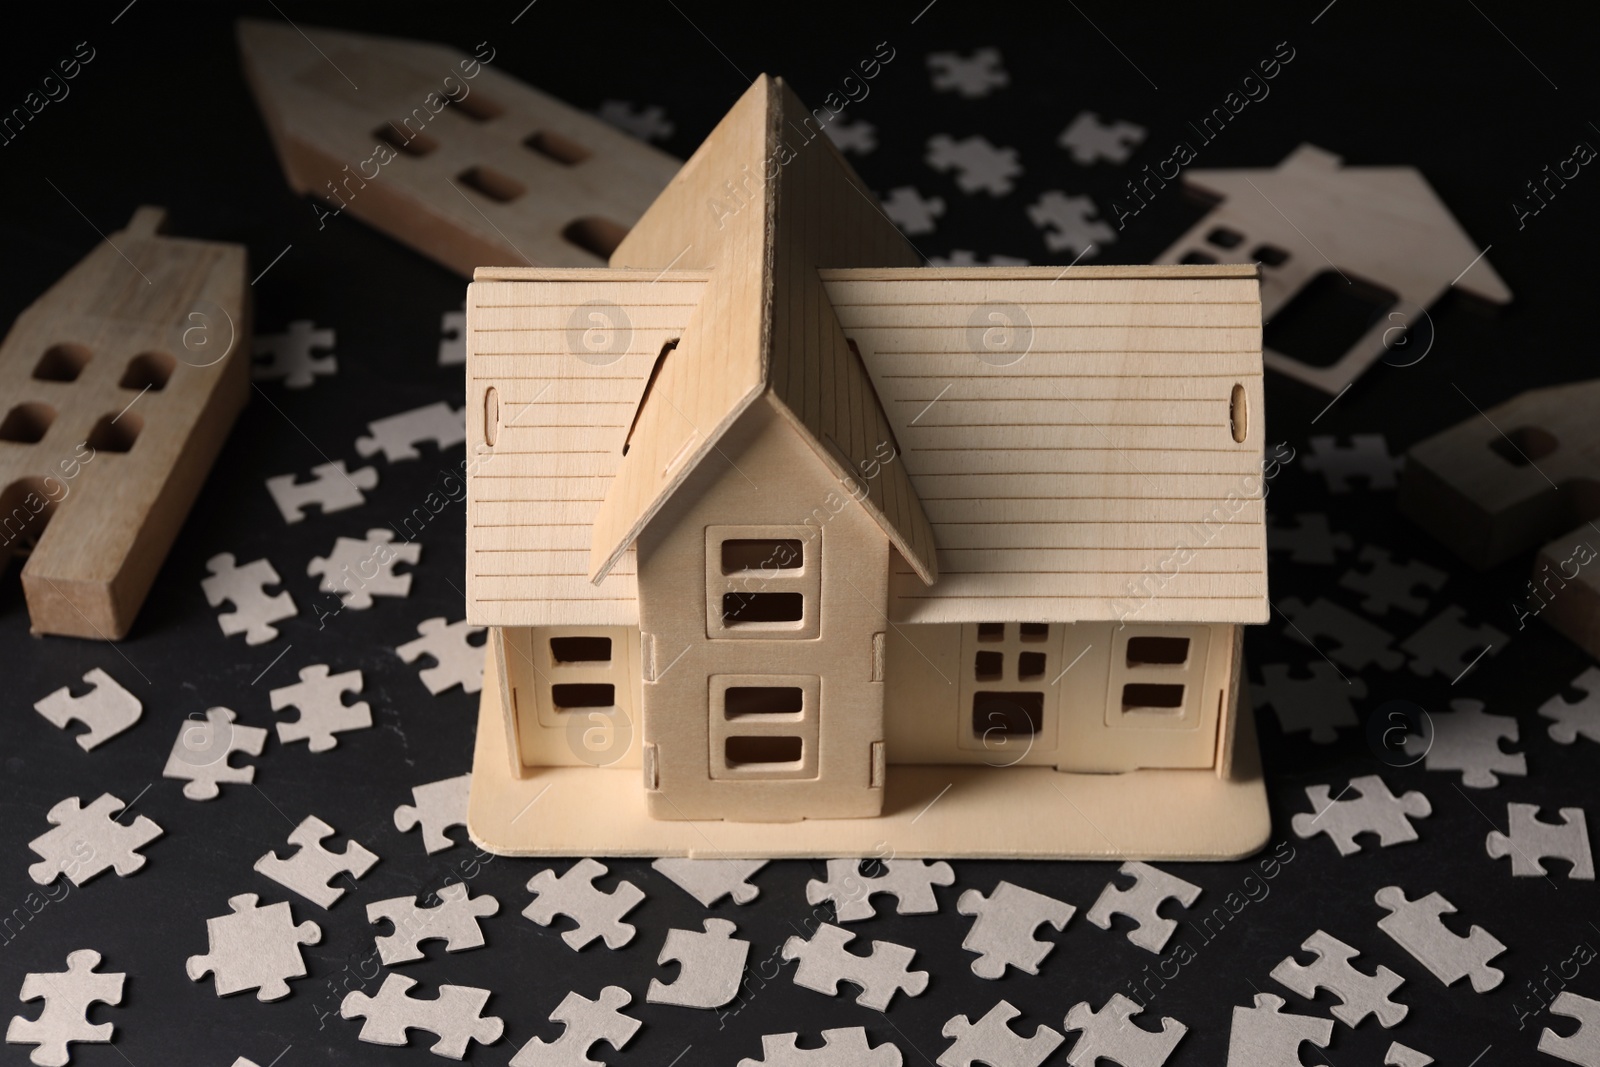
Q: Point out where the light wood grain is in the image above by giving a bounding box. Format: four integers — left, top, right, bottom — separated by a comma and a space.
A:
237, 19, 680, 275
1154, 144, 1510, 394
0, 207, 249, 639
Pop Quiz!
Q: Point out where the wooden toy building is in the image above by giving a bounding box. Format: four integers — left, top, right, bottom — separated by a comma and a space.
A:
464, 78, 1271, 859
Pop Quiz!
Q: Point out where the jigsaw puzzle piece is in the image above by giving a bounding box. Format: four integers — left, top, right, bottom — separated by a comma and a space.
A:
508, 985, 638, 1067
33, 669, 141, 751
162, 707, 268, 800
1374, 885, 1505, 992
1290, 775, 1431, 855
202, 553, 296, 644
1485, 803, 1594, 879
957, 880, 1075, 979
395, 774, 472, 854
523, 858, 644, 950
342, 974, 503, 1059
647, 918, 750, 1009
1085, 861, 1201, 954
395, 617, 486, 694
265, 461, 377, 523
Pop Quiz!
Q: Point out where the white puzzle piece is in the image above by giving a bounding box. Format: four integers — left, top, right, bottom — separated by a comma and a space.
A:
162, 707, 268, 800
27, 794, 162, 887
957, 880, 1075, 979
646, 918, 750, 1010
202, 553, 296, 644
187, 894, 321, 1001
254, 815, 378, 908
1085, 862, 1201, 954
341, 974, 503, 1060
5, 950, 123, 1067
33, 669, 141, 751
1374, 885, 1505, 992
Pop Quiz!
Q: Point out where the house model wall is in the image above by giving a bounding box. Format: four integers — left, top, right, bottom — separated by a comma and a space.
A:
463, 77, 1273, 859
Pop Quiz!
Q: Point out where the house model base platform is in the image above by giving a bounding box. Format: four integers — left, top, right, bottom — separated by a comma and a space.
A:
468, 652, 1270, 859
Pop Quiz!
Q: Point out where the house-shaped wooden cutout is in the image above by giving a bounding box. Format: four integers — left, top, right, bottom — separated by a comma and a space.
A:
237, 19, 680, 276
464, 77, 1271, 858
1155, 144, 1511, 395
0, 207, 248, 639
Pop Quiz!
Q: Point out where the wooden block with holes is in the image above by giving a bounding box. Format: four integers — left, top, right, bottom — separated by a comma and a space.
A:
1400, 379, 1600, 656
0, 207, 249, 639
236, 19, 681, 276
1154, 143, 1511, 395
464, 76, 1271, 859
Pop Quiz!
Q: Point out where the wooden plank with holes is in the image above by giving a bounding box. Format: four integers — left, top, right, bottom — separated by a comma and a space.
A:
0, 207, 249, 639
237, 19, 681, 276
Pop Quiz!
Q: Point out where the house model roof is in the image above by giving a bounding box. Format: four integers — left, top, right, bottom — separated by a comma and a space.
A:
465, 78, 1269, 628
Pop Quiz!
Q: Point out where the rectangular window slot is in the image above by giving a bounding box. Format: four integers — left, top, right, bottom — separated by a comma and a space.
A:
1019, 623, 1049, 642
974, 650, 1003, 682
725, 735, 803, 766
551, 683, 615, 711
976, 622, 1005, 642
722, 592, 803, 626
446, 92, 503, 121
374, 124, 437, 157
1017, 652, 1046, 680
721, 538, 802, 574
1122, 683, 1185, 712
550, 636, 612, 664
972, 692, 1044, 737
1126, 636, 1191, 667
562, 217, 629, 259
524, 130, 591, 165
457, 165, 524, 203
724, 687, 803, 718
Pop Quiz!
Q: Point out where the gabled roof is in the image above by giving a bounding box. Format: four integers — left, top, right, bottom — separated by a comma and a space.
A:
583, 76, 938, 586
462, 78, 1269, 629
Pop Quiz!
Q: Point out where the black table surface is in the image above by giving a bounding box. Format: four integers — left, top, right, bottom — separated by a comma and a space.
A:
2, 3, 1597, 1064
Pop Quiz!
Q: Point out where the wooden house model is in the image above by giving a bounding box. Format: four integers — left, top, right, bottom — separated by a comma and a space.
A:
464, 77, 1272, 859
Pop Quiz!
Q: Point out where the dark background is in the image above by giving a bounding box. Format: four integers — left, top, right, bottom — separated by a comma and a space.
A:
2, 2, 1597, 1064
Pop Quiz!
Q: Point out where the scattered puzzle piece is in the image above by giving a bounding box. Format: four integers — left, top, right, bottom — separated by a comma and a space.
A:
1027, 191, 1115, 255
1063, 993, 1186, 1067
202, 553, 296, 644
5, 950, 123, 1067
307, 528, 420, 609
27, 794, 162, 887
882, 186, 946, 235
1541, 992, 1600, 1067
186, 893, 322, 1001
782, 922, 928, 1011
1402, 698, 1525, 788
1486, 803, 1594, 879
596, 100, 675, 142
957, 879, 1075, 979
1253, 662, 1365, 743
253, 814, 378, 909
1057, 111, 1146, 165
651, 858, 767, 906
438, 309, 465, 366
1542, 667, 1600, 745
1290, 775, 1431, 856
1280, 596, 1404, 671
739, 1027, 901, 1067
824, 114, 877, 155
523, 858, 644, 951
1385, 1042, 1434, 1067
509, 985, 638, 1067
162, 707, 268, 800
265, 461, 378, 524
1270, 929, 1408, 1028
33, 669, 141, 751
269, 664, 373, 752
806, 858, 955, 921
940, 999, 1062, 1067
927, 47, 1009, 97
395, 774, 472, 854
368, 882, 500, 965
342, 974, 503, 1060
1374, 885, 1505, 992
1225, 993, 1332, 1067
1303, 434, 1402, 493
1401, 605, 1505, 680
1340, 546, 1448, 616
1085, 861, 1201, 954
926, 134, 1022, 196
355, 401, 466, 463
647, 918, 750, 1009
252, 319, 335, 388
396, 617, 486, 694
1267, 512, 1352, 565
